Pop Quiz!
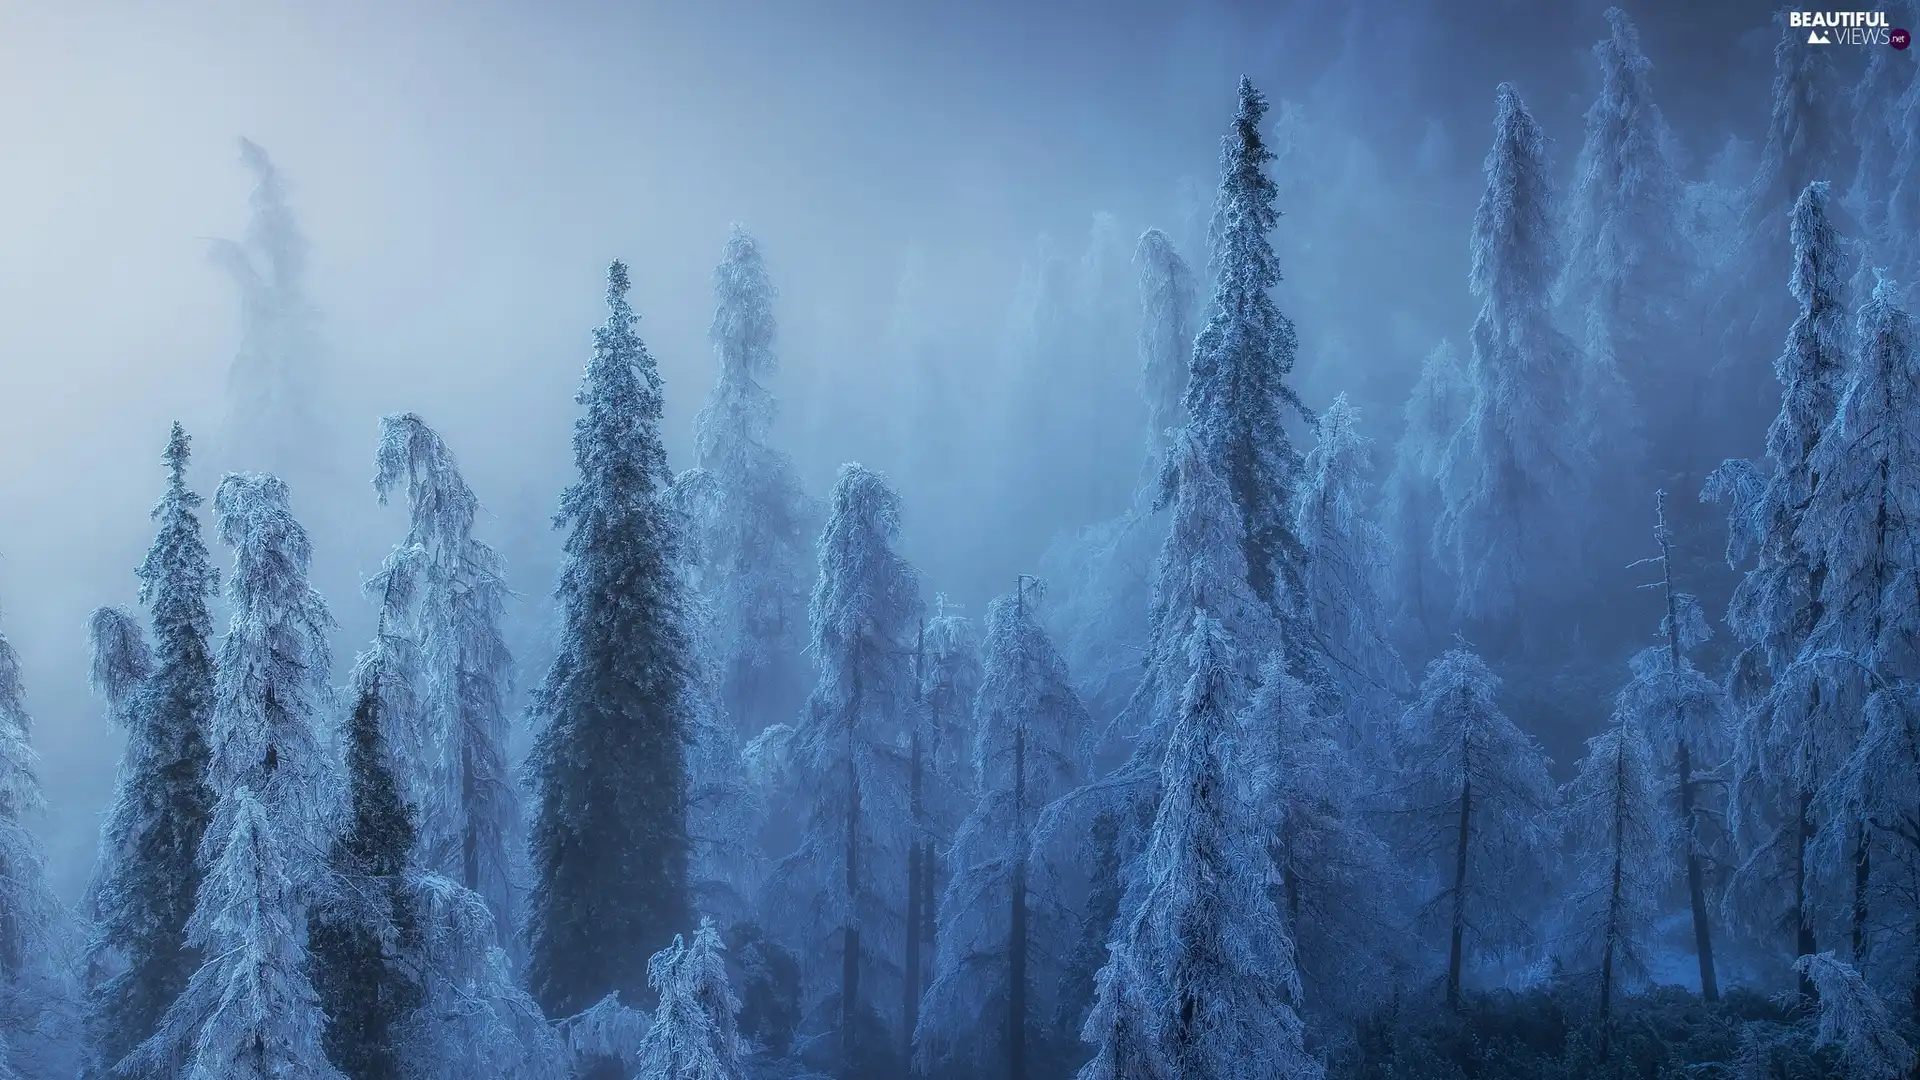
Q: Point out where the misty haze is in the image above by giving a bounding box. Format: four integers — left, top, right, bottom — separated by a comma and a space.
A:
1, 1, 1918, 1079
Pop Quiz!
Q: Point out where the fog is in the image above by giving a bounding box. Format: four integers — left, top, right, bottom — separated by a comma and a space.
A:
0, 0, 1809, 902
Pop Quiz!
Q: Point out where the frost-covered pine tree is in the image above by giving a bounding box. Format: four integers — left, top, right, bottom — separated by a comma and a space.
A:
1294, 394, 1407, 747
1078, 615, 1319, 1080
1436, 83, 1593, 621
1186, 77, 1315, 645
528, 261, 693, 1018
120, 471, 339, 1079
211, 138, 331, 482
679, 226, 814, 738
1801, 277, 1920, 975
917, 584, 1086, 1079
1616, 491, 1731, 1000
1704, 182, 1852, 991
1795, 952, 1916, 1080
763, 464, 920, 1077
307, 592, 425, 1080
1039, 228, 1199, 731
1713, 20, 1845, 444
83, 425, 221, 1078
0, 611, 84, 1080
403, 875, 567, 1080
1557, 712, 1667, 1031
371, 412, 522, 949
1241, 659, 1406, 1024
1556, 8, 1689, 471
1380, 340, 1467, 637
1396, 649, 1554, 1007
635, 918, 746, 1080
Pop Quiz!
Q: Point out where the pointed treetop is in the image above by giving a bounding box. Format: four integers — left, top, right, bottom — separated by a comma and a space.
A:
163, 422, 192, 487
607, 260, 631, 303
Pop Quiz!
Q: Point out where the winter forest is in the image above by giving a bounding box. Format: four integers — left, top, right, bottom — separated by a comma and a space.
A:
3, 1, 1920, 1079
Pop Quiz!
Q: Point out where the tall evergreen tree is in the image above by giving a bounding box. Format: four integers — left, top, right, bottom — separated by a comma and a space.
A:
1617, 491, 1731, 1001
528, 261, 694, 1019
763, 464, 921, 1078
1705, 182, 1852, 996
122, 471, 338, 1080
1436, 83, 1593, 621
211, 138, 330, 481
917, 584, 1086, 1079
1186, 77, 1314, 643
1077, 615, 1320, 1080
1380, 340, 1467, 638
83, 424, 221, 1078
307, 583, 426, 1080
679, 226, 815, 738
1396, 649, 1554, 1007
1557, 8, 1689, 475
0, 610, 84, 1080
371, 412, 522, 950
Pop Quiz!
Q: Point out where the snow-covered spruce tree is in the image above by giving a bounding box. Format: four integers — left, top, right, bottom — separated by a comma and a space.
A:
763, 464, 921, 1077
1039, 228, 1198, 732
83, 425, 221, 1078
1557, 710, 1667, 1034
371, 412, 522, 949
1556, 7, 1689, 474
681, 226, 814, 739
1294, 394, 1408, 750
1435, 83, 1593, 622
1396, 648, 1554, 1007
1380, 340, 1467, 638
1186, 77, 1315, 661
527, 261, 693, 1019
403, 875, 567, 1080
635, 918, 746, 1080
210, 138, 330, 482
1616, 490, 1731, 1001
1704, 181, 1852, 993
1079, 615, 1319, 1080
1241, 658, 1406, 1025
307, 586, 425, 1080
1712, 19, 1846, 445
917, 584, 1087, 1079
121, 472, 339, 1080
1795, 952, 1917, 1080
0, 611, 84, 1079
1802, 278, 1920, 973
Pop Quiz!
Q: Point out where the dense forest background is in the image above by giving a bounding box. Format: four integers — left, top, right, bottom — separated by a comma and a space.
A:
1, 0, 1918, 1078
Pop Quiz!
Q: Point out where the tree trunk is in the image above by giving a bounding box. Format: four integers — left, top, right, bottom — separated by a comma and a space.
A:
1009, 727, 1027, 1080
843, 735, 861, 1076
460, 737, 480, 893
1677, 739, 1719, 1001
1448, 778, 1472, 1010
1599, 746, 1626, 1057
921, 841, 937, 996
904, 730, 923, 1068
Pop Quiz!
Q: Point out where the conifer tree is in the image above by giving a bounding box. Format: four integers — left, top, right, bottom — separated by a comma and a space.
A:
372, 412, 521, 949
1396, 649, 1554, 1007
1078, 615, 1319, 1080
122, 472, 338, 1080
1436, 83, 1592, 621
1557, 711, 1667, 1035
1134, 228, 1196, 468
917, 584, 1086, 1079
1186, 77, 1314, 644
85, 423, 221, 1078
1617, 491, 1731, 1000
635, 918, 747, 1080
1557, 8, 1689, 472
1380, 340, 1466, 638
763, 464, 921, 1077
528, 261, 694, 1019
0, 610, 84, 1080
307, 588, 425, 1080
680, 226, 815, 738
211, 139, 330, 482
1705, 182, 1852, 994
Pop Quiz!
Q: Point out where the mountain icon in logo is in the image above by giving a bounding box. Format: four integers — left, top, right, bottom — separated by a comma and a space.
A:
1807, 28, 1833, 42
